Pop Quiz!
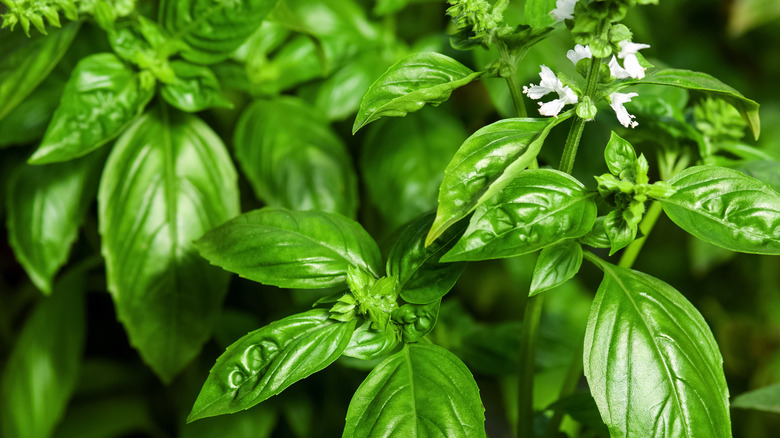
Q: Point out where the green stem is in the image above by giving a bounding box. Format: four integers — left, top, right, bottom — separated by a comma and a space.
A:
543, 342, 584, 438
518, 294, 544, 438
558, 57, 601, 174
496, 40, 528, 118
618, 200, 663, 268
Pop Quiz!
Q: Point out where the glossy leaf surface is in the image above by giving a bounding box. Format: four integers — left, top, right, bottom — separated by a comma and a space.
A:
584, 258, 730, 438
0, 22, 80, 121
160, 0, 278, 64
196, 207, 382, 288
99, 107, 240, 382
0, 70, 66, 147
30, 53, 155, 164
387, 213, 467, 304
343, 343, 486, 438
660, 165, 780, 254
427, 117, 565, 245
362, 107, 465, 227
6, 151, 105, 294
0, 269, 86, 438
160, 61, 233, 112
529, 240, 582, 296
189, 310, 356, 421
233, 97, 357, 217
352, 52, 481, 133
442, 169, 597, 262
342, 321, 399, 361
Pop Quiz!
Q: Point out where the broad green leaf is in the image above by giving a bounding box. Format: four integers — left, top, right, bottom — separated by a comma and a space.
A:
604, 131, 637, 179
352, 52, 482, 133
635, 69, 760, 139
0, 22, 80, 121
233, 97, 357, 217
342, 320, 399, 361
604, 208, 636, 255
247, 35, 325, 94
392, 300, 440, 343
181, 405, 277, 438
98, 107, 240, 382
196, 207, 382, 288
29, 53, 155, 164
584, 258, 730, 438
6, 151, 105, 294
387, 213, 467, 304
362, 107, 466, 227
427, 117, 568, 246
441, 169, 597, 262
579, 216, 610, 249
343, 343, 486, 438
160, 0, 278, 64
0, 69, 66, 148
660, 165, 780, 254
737, 160, 780, 192
188, 309, 356, 421
524, 0, 557, 29
53, 396, 157, 438
0, 268, 86, 438
160, 61, 233, 112
529, 240, 582, 296
732, 383, 780, 414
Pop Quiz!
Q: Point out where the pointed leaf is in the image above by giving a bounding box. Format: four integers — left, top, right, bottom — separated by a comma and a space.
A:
188, 310, 356, 421
343, 344, 486, 438
584, 257, 730, 438
342, 321, 399, 361
442, 169, 597, 262
98, 107, 240, 382
29, 53, 155, 164
732, 383, 780, 414
196, 207, 382, 288
529, 240, 583, 296
352, 52, 482, 133
604, 131, 637, 179
660, 165, 780, 254
160, 61, 233, 113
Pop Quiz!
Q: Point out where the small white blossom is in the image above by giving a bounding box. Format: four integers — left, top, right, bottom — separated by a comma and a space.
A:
550, 0, 577, 21
567, 44, 592, 65
608, 56, 632, 79
609, 92, 639, 128
617, 41, 651, 79
523, 65, 579, 117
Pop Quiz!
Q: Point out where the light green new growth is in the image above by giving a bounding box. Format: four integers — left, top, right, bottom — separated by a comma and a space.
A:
446, 0, 508, 39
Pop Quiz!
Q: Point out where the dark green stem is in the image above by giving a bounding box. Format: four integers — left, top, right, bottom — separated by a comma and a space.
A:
518, 293, 544, 438
496, 40, 528, 118
558, 57, 601, 174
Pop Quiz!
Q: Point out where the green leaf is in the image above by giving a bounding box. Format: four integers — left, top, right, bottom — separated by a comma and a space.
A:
529, 240, 583, 296
196, 207, 382, 289
732, 383, 780, 414
53, 396, 158, 438
0, 69, 67, 148
660, 165, 780, 254
362, 107, 466, 227
160, 61, 233, 112
0, 22, 80, 122
352, 52, 482, 133
441, 169, 597, 262
636, 69, 760, 139
188, 309, 356, 421
160, 0, 278, 64
0, 268, 87, 438
98, 107, 240, 382
342, 320, 399, 361
233, 97, 357, 217
343, 343, 486, 438
579, 216, 610, 249
181, 405, 277, 438
736, 160, 780, 192
387, 213, 467, 304
604, 131, 637, 179
29, 53, 155, 164
6, 151, 105, 294
427, 117, 568, 246
392, 300, 440, 343
524, 0, 557, 29
584, 257, 731, 438
604, 208, 637, 255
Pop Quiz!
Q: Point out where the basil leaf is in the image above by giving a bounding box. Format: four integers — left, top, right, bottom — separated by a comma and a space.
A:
604, 208, 636, 255
736, 160, 780, 192
195, 207, 382, 288
604, 131, 637, 179
53, 396, 158, 438
233, 97, 357, 217
98, 107, 240, 382
0, 22, 80, 121
6, 151, 105, 294
181, 405, 277, 438
160, 0, 278, 64
0, 70, 66, 147
524, 0, 557, 29
188, 309, 356, 421
387, 213, 467, 304
529, 240, 583, 296
427, 117, 567, 245
352, 52, 482, 133
362, 107, 466, 228
584, 258, 730, 438
392, 300, 440, 343
29, 53, 155, 164
579, 216, 610, 249
660, 165, 780, 254
342, 320, 399, 361
636, 69, 760, 139
343, 343, 486, 438
732, 383, 780, 414
0, 269, 86, 438
442, 169, 597, 262
160, 61, 233, 113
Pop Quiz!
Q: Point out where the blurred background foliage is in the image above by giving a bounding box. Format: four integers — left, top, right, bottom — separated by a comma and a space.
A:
1, 0, 780, 437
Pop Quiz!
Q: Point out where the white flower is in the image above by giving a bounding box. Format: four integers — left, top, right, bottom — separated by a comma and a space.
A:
567, 44, 592, 65
609, 92, 639, 128
608, 56, 632, 79
523, 65, 579, 117
617, 41, 651, 79
551, 0, 577, 21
